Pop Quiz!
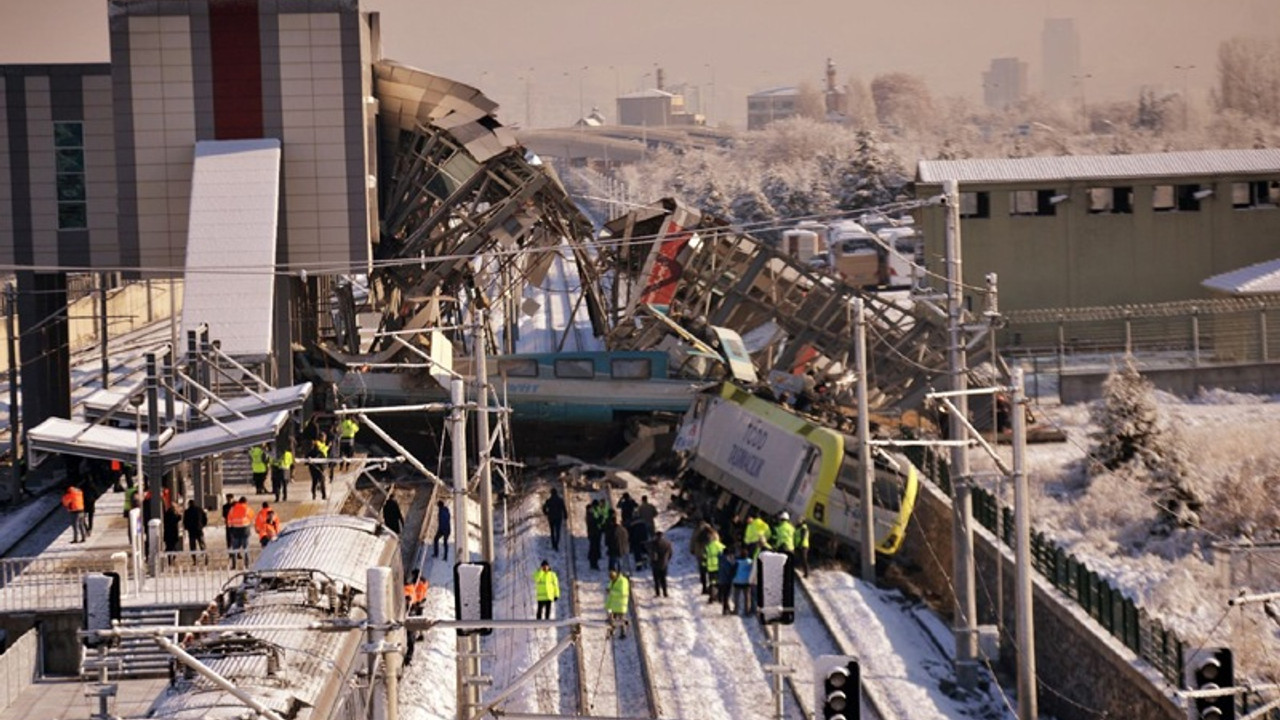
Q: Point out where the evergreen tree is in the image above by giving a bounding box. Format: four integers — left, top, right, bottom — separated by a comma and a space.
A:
1089, 357, 1202, 534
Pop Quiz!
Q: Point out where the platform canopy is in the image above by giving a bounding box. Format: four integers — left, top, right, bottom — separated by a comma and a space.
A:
27, 411, 291, 469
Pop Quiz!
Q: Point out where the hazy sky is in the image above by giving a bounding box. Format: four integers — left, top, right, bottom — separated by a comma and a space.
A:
2, 0, 1277, 129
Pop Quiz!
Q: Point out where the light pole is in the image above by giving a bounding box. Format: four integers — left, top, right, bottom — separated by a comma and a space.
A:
579, 65, 588, 124
705, 63, 716, 123
1174, 64, 1196, 130
1072, 73, 1093, 132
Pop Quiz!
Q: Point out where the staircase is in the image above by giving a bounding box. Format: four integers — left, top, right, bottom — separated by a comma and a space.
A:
82, 607, 179, 679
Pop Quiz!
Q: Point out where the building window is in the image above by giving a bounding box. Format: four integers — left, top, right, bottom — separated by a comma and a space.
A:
1232, 180, 1280, 209
1176, 184, 1202, 212
54, 121, 87, 230
1153, 185, 1176, 212
1087, 187, 1133, 214
959, 191, 989, 219
1010, 189, 1056, 216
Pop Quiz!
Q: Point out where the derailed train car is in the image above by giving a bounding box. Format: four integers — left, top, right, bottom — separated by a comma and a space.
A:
148, 515, 403, 720
676, 383, 919, 554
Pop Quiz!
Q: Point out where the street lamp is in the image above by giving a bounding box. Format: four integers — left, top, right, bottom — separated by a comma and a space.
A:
1072, 73, 1093, 132
128, 393, 144, 593
1174, 64, 1196, 130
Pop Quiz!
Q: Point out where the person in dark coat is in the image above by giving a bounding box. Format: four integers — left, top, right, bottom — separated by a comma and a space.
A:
649, 530, 674, 598
220, 493, 235, 547
617, 493, 638, 527
383, 496, 404, 535
636, 495, 658, 534
432, 500, 452, 560
605, 518, 630, 573
183, 499, 208, 565
717, 547, 738, 614
628, 516, 650, 571
162, 505, 183, 564
586, 500, 603, 570
542, 488, 567, 551
82, 483, 98, 536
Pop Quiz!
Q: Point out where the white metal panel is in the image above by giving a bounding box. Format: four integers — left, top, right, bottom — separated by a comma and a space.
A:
1202, 258, 1280, 295
180, 139, 281, 358
694, 395, 810, 509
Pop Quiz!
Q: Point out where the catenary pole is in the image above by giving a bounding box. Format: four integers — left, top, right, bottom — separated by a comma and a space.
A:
474, 312, 495, 563
945, 178, 979, 689
1012, 367, 1038, 720
855, 296, 875, 581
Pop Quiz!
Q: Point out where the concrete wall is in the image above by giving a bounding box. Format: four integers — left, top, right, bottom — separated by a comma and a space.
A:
898, 479, 1183, 720
0, 628, 37, 711
1060, 359, 1280, 404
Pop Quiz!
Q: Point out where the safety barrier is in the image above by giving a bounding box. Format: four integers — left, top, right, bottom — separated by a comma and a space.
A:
0, 549, 260, 613
0, 629, 37, 711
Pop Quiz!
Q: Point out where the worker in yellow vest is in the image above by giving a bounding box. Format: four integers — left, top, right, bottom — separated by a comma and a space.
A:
744, 514, 771, 552
338, 414, 359, 470
534, 560, 560, 620
606, 569, 630, 639
704, 535, 726, 603
308, 436, 330, 500
248, 444, 268, 494
772, 512, 796, 553
272, 445, 294, 502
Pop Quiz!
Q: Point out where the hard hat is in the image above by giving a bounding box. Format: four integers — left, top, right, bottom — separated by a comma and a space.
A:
779, 511, 790, 521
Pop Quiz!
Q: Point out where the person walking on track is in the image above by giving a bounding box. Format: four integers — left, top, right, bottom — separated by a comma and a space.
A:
649, 529, 673, 598
606, 568, 630, 639
542, 487, 567, 552
433, 500, 452, 560
534, 560, 560, 620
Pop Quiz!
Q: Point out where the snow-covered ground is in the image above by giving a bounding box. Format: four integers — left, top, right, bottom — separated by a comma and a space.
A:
399, 471, 1018, 719
971, 386, 1280, 680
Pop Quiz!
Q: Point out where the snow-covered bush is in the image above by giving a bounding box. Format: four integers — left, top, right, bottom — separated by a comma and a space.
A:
1087, 358, 1203, 534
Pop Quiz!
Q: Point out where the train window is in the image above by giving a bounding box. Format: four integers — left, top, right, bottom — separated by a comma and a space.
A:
554, 358, 594, 379
499, 358, 537, 377
611, 358, 652, 379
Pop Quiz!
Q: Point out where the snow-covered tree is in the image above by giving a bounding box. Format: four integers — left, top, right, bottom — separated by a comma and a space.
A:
1088, 357, 1203, 534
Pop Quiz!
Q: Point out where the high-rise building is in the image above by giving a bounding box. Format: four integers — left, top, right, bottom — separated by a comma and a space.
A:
983, 57, 1028, 109
1042, 18, 1080, 101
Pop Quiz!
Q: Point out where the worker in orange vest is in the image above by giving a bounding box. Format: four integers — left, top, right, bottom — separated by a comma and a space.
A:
61, 484, 87, 543
255, 502, 281, 547
226, 496, 254, 568
403, 569, 429, 615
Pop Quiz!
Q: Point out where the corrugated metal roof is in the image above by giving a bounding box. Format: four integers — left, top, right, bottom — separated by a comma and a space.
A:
1202, 258, 1280, 295
374, 60, 513, 163
618, 89, 675, 99
917, 149, 1280, 184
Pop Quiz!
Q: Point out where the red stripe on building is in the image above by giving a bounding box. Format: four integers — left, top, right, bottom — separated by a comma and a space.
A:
209, 0, 263, 140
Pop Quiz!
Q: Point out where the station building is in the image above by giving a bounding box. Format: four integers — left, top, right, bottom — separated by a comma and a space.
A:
0, 0, 529, 440
914, 150, 1280, 313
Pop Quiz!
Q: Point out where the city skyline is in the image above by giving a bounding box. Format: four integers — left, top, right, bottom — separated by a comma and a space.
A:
2, 0, 1277, 128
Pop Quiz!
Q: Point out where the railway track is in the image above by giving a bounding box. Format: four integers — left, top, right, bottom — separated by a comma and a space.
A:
562, 480, 660, 718
791, 572, 891, 720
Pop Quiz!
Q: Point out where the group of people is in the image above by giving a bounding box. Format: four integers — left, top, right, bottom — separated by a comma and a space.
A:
247, 443, 296, 502
691, 509, 811, 616
583, 492, 660, 574
221, 494, 283, 568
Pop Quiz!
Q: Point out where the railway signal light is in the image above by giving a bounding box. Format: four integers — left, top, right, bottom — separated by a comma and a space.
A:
454, 562, 493, 636
82, 572, 121, 648
1186, 647, 1234, 720
755, 550, 794, 624
814, 654, 859, 720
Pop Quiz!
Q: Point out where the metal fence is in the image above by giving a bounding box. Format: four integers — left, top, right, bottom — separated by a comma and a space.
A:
0, 549, 260, 613
1001, 295, 1280, 397
908, 445, 1191, 690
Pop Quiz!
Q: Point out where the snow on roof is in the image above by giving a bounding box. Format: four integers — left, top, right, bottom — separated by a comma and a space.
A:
749, 85, 800, 98
917, 148, 1280, 184
618, 88, 675, 100
1202, 257, 1280, 295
